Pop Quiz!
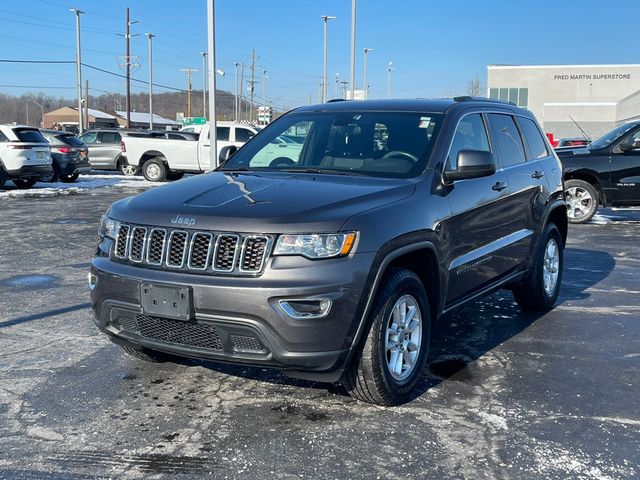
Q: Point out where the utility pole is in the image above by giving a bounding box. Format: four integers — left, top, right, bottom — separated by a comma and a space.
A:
234, 62, 239, 122
71, 8, 84, 133
335, 72, 339, 99
240, 63, 245, 121
117, 8, 138, 128
349, 0, 356, 100
340, 80, 348, 99
180, 68, 198, 118
321, 15, 336, 103
249, 49, 256, 122
263, 70, 267, 110
206, 0, 217, 169
387, 61, 394, 98
146, 33, 155, 130
84, 79, 89, 129
363, 48, 373, 99
201, 51, 208, 119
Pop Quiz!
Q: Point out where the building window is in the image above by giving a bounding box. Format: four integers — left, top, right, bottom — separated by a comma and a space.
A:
489, 87, 528, 109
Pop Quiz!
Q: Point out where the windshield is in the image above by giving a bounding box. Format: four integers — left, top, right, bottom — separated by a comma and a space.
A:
590, 122, 639, 149
221, 111, 443, 178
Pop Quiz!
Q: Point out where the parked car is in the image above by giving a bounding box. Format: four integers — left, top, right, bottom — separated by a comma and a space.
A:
90, 97, 567, 405
0, 124, 52, 189
123, 122, 261, 182
557, 120, 640, 223
39, 129, 91, 183
78, 129, 140, 176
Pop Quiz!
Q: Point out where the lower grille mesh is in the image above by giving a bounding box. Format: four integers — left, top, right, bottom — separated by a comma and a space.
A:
131, 314, 223, 351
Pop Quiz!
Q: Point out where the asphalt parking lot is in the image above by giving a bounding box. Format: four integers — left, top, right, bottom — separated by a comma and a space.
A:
0, 183, 638, 479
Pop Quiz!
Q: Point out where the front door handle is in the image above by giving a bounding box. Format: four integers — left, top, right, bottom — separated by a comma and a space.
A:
532, 170, 545, 179
492, 181, 508, 192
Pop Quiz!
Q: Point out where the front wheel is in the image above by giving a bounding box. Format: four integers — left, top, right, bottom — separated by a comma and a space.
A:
142, 158, 167, 182
512, 223, 564, 311
12, 177, 38, 189
343, 268, 431, 406
565, 179, 598, 224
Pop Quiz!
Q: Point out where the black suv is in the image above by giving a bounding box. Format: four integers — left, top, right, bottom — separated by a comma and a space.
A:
557, 120, 640, 223
90, 98, 567, 405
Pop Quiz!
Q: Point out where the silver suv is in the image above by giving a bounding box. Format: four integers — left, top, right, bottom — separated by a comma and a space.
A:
79, 129, 140, 176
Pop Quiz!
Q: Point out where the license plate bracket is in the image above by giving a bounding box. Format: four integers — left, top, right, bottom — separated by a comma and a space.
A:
140, 283, 193, 320
36, 151, 45, 160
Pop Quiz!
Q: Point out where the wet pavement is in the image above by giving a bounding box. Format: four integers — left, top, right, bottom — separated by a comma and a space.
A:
0, 190, 638, 479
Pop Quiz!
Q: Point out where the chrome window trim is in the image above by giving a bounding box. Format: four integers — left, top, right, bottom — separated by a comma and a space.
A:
165, 230, 189, 269
187, 232, 214, 271
212, 234, 241, 273
145, 228, 167, 266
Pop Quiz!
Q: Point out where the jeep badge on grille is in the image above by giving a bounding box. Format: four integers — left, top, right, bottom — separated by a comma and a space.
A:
170, 215, 196, 226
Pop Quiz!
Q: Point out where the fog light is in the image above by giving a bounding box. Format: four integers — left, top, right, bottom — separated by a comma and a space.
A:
87, 273, 97, 290
278, 298, 332, 319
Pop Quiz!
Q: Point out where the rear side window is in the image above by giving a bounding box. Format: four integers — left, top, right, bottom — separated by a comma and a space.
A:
447, 113, 490, 170
80, 132, 98, 144
519, 117, 549, 159
57, 134, 84, 146
487, 114, 527, 168
98, 132, 121, 143
0, 131, 8, 142
13, 128, 47, 143
235, 128, 254, 142
216, 127, 230, 141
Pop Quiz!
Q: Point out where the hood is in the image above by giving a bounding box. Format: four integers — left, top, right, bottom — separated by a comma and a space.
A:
109, 171, 416, 233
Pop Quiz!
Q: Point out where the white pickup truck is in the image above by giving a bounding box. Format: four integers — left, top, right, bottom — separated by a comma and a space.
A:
121, 122, 262, 182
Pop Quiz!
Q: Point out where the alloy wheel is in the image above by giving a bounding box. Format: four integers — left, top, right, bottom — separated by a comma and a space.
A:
385, 294, 422, 381
565, 186, 593, 220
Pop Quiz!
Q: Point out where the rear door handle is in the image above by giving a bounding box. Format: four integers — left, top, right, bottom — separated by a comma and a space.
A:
532, 170, 545, 179
492, 181, 508, 192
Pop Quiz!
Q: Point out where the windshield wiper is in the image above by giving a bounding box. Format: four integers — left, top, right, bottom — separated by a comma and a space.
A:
278, 167, 367, 176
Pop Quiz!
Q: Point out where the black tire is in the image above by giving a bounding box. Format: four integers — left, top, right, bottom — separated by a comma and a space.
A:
12, 177, 38, 189
60, 172, 79, 183
121, 345, 172, 363
118, 157, 139, 176
166, 171, 185, 181
40, 165, 59, 183
342, 268, 431, 406
512, 223, 564, 311
565, 179, 598, 224
142, 157, 167, 182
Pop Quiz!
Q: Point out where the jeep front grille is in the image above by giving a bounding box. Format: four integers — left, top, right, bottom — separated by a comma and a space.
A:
111, 223, 271, 276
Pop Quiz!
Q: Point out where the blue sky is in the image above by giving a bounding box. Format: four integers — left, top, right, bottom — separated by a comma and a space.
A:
1, 0, 638, 111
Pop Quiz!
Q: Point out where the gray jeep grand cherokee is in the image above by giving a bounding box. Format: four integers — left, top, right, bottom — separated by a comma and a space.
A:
90, 97, 567, 405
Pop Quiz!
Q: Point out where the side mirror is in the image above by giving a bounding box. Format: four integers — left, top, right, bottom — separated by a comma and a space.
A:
444, 150, 496, 182
218, 145, 238, 165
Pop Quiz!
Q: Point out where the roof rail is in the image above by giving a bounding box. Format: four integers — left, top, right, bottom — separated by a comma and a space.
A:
453, 96, 517, 106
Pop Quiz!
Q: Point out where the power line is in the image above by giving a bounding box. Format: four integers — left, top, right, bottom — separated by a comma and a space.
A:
0, 59, 75, 64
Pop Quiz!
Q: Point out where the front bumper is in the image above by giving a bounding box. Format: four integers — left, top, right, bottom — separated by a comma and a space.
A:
90, 250, 374, 381
6, 164, 53, 178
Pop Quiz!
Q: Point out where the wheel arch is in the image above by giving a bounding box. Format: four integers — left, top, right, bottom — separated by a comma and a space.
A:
564, 172, 603, 204
545, 203, 568, 247
140, 151, 166, 165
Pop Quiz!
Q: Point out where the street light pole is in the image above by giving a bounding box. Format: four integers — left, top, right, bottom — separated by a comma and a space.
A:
206, 0, 217, 169
146, 33, 155, 130
349, 0, 356, 100
387, 61, 394, 98
234, 62, 239, 122
335, 72, 339, 98
201, 51, 208, 119
363, 48, 373, 99
321, 15, 335, 103
71, 8, 84, 133
263, 70, 267, 110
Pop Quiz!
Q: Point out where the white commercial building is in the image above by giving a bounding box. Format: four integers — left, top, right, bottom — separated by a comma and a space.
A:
487, 64, 640, 139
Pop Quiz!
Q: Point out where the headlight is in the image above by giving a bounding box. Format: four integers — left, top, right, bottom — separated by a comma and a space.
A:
98, 214, 120, 240
274, 232, 357, 259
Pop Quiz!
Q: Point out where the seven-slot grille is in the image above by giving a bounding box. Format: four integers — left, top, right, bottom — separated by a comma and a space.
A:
114, 223, 270, 275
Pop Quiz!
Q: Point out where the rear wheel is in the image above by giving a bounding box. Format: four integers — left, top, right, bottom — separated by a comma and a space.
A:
565, 179, 598, 224
118, 157, 139, 176
342, 268, 431, 405
39, 165, 59, 183
12, 177, 38, 189
512, 223, 564, 311
60, 173, 79, 183
142, 157, 167, 182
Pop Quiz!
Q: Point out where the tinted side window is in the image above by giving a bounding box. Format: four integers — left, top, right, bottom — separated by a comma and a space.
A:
14, 128, 47, 143
487, 114, 526, 168
519, 117, 548, 159
447, 113, 490, 170
217, 127, 230, 141
235, 128, 254, 142
98, 132, 120, 144
80, 132, 98, 144
0, 130, 8, 142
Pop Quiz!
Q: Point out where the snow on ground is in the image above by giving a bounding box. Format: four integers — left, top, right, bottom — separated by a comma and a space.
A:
0, 173, 163, 200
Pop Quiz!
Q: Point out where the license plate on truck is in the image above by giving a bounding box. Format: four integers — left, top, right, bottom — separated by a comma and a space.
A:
36, 151, 45, 159
140, 283, 193, 320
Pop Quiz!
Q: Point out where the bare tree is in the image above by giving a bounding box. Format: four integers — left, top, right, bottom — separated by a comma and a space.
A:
466, 77, 483, 97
